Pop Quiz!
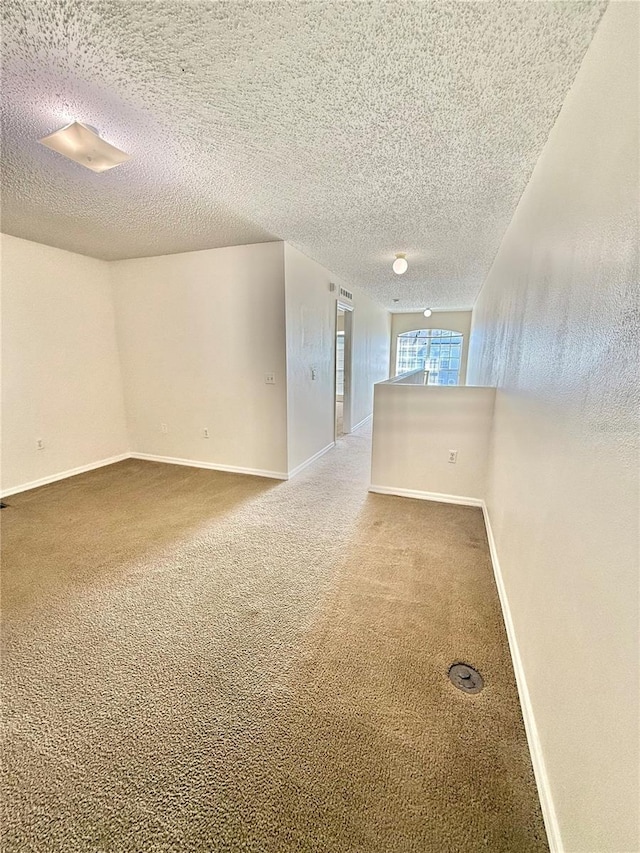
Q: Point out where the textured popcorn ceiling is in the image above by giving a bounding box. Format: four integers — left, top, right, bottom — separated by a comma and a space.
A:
1, 1, 606, 311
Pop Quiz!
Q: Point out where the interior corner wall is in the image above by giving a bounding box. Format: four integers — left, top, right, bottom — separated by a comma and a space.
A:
2, 235, 388, 490
110, 242, 288, 477
389, 311, 472, 382
0, 234, 129, 494
467, 4, 639, 851
283, 243, 390, 474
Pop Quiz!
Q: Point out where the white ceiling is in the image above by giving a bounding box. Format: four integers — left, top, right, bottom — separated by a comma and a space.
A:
1, 0, 605, 311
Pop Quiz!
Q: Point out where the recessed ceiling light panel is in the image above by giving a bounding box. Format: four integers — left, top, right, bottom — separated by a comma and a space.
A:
423, 308, 432, 317
38, 121, 131, 173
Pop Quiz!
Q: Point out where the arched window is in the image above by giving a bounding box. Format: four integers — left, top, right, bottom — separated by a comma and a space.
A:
396, 329, 463, 385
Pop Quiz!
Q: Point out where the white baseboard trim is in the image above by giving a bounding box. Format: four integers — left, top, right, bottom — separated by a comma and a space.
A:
0, 453, 130, 498
367, 485, 560, 849
481, 501, 561, 853
350, 413, 372, 432
129, 452, 288, 481
368, 484, 483, 507
2, 451, 291, 496
287, 441, 335, 479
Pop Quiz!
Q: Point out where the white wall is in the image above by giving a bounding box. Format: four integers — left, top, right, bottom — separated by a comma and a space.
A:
284, 244, 390, 473
390, 310, 472, 382
351, 288, 392, 429
2, 237, 389, 488
467, 5, 639, 851
284, 244, 337, 473
370, 384, 496, 502
0, 234, 128, 494
111, 242, 289, 477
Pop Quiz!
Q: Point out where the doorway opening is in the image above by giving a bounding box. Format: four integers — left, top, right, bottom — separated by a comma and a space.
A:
335, 302, 353, 439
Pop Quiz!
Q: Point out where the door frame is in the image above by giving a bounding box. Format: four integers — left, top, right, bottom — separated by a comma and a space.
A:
335, 300, 354, 438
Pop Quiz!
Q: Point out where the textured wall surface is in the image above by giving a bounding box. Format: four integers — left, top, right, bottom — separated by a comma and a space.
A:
350, 294, 391, 430
284, 244, 390, 473
1, 235, 389, 487
1, 0, 605, 310
112, 242, 289, 477
0, 234, 129, 492
370, 385, 496, 501
467, 4, 639, 850
284, 245, 338, 472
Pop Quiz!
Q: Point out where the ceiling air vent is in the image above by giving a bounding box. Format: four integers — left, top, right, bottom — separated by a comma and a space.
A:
339, 286, 353, 301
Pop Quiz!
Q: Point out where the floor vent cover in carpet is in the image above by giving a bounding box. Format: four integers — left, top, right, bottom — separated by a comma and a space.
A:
449, 663, 484, 693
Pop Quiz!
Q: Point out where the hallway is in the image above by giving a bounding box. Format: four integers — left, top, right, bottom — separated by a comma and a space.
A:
1, 424, 546, 852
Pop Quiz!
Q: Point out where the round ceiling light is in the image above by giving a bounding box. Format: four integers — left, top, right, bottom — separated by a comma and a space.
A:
423, 308, 432, 317
392, 253, 408, 275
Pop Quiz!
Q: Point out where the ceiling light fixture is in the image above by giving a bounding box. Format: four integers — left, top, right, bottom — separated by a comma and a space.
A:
392, 253, 408, 275
423, 308, 432, 317
38, 121, 131, 173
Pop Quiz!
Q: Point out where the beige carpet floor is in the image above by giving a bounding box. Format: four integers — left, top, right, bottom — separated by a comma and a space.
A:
1, 424, 548, 852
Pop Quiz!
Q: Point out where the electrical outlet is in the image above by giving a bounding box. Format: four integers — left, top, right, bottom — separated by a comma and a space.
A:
36, 438, 45, 451
160, 423, 168, 434
203, 428, 210, 439
265, 373, 275, 385
448, 450, 458, 464
311, 367, 317, 381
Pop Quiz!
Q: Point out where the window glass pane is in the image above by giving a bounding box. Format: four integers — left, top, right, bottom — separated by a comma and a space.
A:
336, 333, 345, 396
395, 328, 464, 384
